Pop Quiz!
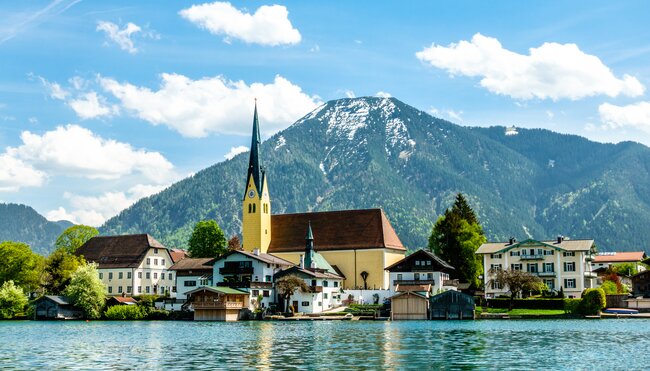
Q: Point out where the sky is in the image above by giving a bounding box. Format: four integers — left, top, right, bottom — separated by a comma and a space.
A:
2, 0, 650, 226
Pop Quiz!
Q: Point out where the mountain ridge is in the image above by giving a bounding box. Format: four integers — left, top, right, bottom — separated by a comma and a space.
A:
0, 203, 74, 255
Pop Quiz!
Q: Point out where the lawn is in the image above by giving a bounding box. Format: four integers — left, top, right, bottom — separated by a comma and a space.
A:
477, 308, 566, 316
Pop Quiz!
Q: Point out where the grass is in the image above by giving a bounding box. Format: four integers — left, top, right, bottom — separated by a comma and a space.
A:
476, 307, 566, 316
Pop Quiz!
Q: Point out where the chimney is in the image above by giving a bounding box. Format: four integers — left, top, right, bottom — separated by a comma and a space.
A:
253, 248, 260, 256
509, 237, 516, 245
299, 254, 304, 269
557, 235, 563, 244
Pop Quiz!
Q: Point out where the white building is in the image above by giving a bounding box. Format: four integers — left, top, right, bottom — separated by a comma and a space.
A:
591, 251, 647, 272
169, 258, 214, 301
477, 237, 596, 299
385, 249, 457, 295
76, 234, 176, 297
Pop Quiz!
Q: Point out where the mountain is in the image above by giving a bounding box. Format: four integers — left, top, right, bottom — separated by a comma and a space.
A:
0, 203, 74, 255
101, 97, 650, 253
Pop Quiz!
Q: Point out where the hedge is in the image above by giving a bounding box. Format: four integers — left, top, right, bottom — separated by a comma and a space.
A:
580, 288, 606, 315
105, 305, 147, 320
486, 299, 565, 310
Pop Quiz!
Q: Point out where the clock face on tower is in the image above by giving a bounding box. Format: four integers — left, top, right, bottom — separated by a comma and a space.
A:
248, 190, 255, 198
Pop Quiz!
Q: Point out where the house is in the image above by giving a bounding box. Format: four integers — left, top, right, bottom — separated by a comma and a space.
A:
273, 223, 344, 313
170, 258, 214, 301
106, 296, 138, 307
632, 270, 650, 297
212, 249, 293, 310
170, 248, 189, 263
34, 295, 83, 320
477, 237, 597, 298
238, 104, 407, 290
429, 290, 475, 320
592, 251, 647, 273
390, 291, 429, 320
76, 234, 176, 297
185, 286, 249, 321
385, 249, 456, 295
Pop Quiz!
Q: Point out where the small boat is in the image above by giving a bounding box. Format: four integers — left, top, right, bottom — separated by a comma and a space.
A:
603, 308, 639, 315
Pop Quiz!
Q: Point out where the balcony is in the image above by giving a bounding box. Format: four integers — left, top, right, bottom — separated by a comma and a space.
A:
520, 255, 544, 261
310, 285, 323, 293
217, 281, 273, 289
537, 271, 556, 277
193, 301, 244, 310
585, 255, 595, 262
393, 279, 435, 286
219, 266, 254, 275
584, 271, 597, 278
443, 279, 459, 287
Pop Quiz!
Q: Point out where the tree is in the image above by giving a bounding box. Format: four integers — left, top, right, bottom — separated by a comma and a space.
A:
428, 193, 486, 288
275, 275, 309, 313
0, 280, 28, 319
54, 225, 99, 254
64, 263, 106, 319
610, 263, 638, 277
0, 241, 44, 292
188, 220, 227, 258
580, 288, 606, 315
42, 248, 86, 294
490, 268, 544, 308
228, 235, 242, 251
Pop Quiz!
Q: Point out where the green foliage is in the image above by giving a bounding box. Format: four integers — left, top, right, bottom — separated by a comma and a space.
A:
0, 203, 73, 255
105, 305, 147, 320
563, 298, 582, 314
580, 288, 606, 315
0, 281, 28, 319
610, 263, 638, 277
64, 263, 106, 319
429, 194, 485, 288
54, 225, 99, 254
487, 298, 565, 310
42, 248, 86, 294
275, 275, 309, 312
600, 280, 619, 295
188, 220, 227, 258
0, 241, 44, 292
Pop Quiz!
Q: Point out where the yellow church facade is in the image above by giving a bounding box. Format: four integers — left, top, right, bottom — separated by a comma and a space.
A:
240, 104, 406, 289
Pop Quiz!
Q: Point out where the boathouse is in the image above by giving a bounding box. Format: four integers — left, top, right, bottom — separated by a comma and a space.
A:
185, 286, 249, 321
429, 290, 475, 320
34, 295, 83, 320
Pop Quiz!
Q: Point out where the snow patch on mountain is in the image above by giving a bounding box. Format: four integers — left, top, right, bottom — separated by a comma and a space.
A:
274, 135, 286, 150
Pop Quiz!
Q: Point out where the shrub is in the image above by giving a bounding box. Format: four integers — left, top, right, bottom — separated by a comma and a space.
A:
0, 281, 28, 319
105, 305, 146, 320
563, 298, 581, 314
487, 298, 565, 310
147, 309, 170, 320
580, 288, 606, 315
600, 281, 618, 295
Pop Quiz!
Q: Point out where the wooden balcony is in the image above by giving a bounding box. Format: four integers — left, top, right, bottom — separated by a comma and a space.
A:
217, 281, 273, 289
219, 266, 254, 275
537, 271, 556, 277
193, 301, 244, 310
310, 285, 323, 293
520, 255, 545, 260
393, 280, 435, 286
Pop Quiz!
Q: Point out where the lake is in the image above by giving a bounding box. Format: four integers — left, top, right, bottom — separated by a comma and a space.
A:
1, 319, 649, 370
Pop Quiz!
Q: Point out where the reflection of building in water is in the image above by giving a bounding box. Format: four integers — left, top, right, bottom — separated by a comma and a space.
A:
255, 322, 273, 371
382, 322, 402, 369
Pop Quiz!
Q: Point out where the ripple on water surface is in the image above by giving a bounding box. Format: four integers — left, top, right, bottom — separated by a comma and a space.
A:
1, 320, 650, 370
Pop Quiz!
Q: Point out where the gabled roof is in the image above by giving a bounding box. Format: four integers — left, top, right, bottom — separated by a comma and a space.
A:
169, 258, 214, 271
385, 249, 454, 272
215, 250, 294, 266
108, 296, 138, 304
388, 291, 428, 300
593, 252, 646, 263
40, 295, 72, 305
268, 209, 406, 253
396, 284, 432, 293
170, 249, 189, 263
476, 238, 595, 254
76, 234, 168, 268
275, 265, 343, 280
185, 286, 249, 296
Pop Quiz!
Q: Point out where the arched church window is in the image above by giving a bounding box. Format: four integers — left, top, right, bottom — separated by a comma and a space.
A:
253, 204, 256, 213
248, 204, 252, 213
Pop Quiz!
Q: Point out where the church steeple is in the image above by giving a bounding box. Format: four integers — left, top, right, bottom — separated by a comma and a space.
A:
305, 221, 315, 269
246, 101, 264, 197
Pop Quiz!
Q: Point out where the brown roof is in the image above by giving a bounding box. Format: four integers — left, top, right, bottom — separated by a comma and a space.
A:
477, 239, 594, 254
109, 296, 138, 304
234, 250, 295, 266
268, 208, 405, 253
76, 234, 168, 269
396, 284, 432, 293
169, 258, 214, 271
593, 252, 646, 263
170, 249, 189, 263
275, 266, 343, 280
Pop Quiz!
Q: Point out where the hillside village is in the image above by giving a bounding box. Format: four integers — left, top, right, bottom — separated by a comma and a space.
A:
6, 107, 650, 322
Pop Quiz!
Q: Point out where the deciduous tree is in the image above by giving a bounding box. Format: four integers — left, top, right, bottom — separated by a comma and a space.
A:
0, 280, 28, 319
42, 248, 86, 294
275, 275, 309, 313
54, 225, 99, 254
64, 263, 106, 319
490, 268, 545, 308
228, 235, 242, 251
188, 220, 227, 258
0, 241, 44, 292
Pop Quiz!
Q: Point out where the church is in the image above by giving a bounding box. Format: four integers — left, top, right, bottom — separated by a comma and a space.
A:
240, 104, 407, 290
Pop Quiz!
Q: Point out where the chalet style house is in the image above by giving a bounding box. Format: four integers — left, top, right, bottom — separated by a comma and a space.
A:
76, 234, 176, 297
185, 286, 249, 321
169, 258, 214, 300
385, 249, 456, 295
592, 251, 647, 272
239, 104, 407, 290
477, 237, 597, 298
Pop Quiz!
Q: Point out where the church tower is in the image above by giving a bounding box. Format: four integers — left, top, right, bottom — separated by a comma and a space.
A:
242, 102, 272, 253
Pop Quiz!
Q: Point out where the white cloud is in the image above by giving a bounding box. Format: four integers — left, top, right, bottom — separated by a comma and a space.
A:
428, 107, 439, 116
28, 117, 38, 124
376, 91, 392, 98
179, 1, 301, 46
37, 76, 69, 100
599, 101, 650, 131
546, 110, 555, 120
6, 124, 175, 182
0, 154, 46, 192
100, 73, 321, 137
344, 90, 356, 98
309, 44, 320, 53
68, 92, 118, 119
96, 21, 142, 54
416, 33, 645, 100
47, 184, 167, 225
447, 110, 463, 122
224, 145, 249, 160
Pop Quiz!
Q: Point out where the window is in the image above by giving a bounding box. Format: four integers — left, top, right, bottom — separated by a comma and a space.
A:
543, 263, 554, 273
323, 280, 329, 287
527, 263, 538, 273
414, 273, 421, 280
265, 275, 272, 282
248, 204, 252, 213
184, 280, 197, 287
118, 286, 123, 293
154, 272, 158, 279
262, 290, 269, 297
544, 279, 555, 290
564, 279, 576, 289
563, 252, 575, 257
154, 249, 158, 254
543, 250, 554, 255
537, 249, 544, 256
119, 272, 123, 279
252, 290, 259, 296
146, 286, 150, 293
147, 258, 151, 265
160, 287, 165, 295
301, 301, 310, 307
529, 249, 535, 256
138, 272, 142, 279
99, 272, 103, 279
564, 262, 576, 272
127, 286, 132, 293
324, 293, 328, 299
109, 272, 113, 280
511, 263, 522, 271
311, 279, 317, 286
253, 204, 256, 213
138, 286, 142, 293
168, 273, 173, 280
415, 261, 420, 266
161, 259, 165, 266
146, 272, 151, 279
127, 272, 132, 279
172, 286, 177, 293
490, 264, 502, 271
491, 281, 502, 290
334, 282, 339, 288
510, 251, 520, 256
396, 274, 403, 281
490, 254, 502, 259
154, 259, 158, 266
427, 273, 433, 280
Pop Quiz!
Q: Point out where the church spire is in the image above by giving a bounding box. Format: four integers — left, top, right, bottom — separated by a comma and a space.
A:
246, 101, 263, 196
305, 221, 315, 269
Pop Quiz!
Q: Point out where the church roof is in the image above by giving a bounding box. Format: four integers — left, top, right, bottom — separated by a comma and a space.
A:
245, 103, 264, 197
76, 234, 168, 269
268, 208, 406, 252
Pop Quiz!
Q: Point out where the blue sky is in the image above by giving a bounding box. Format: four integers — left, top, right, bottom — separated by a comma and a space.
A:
2, 0, 650, 225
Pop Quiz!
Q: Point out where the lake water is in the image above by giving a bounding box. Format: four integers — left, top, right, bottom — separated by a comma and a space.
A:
1, 319, 649, 370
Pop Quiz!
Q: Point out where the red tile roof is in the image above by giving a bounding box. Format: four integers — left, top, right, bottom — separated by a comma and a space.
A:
111, 296, 138, 304
76, 234, 168, 268
169, 258, 214, 271
593, 252, 646, 263
268, 208, 405, 253
170, 249, 189, 263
